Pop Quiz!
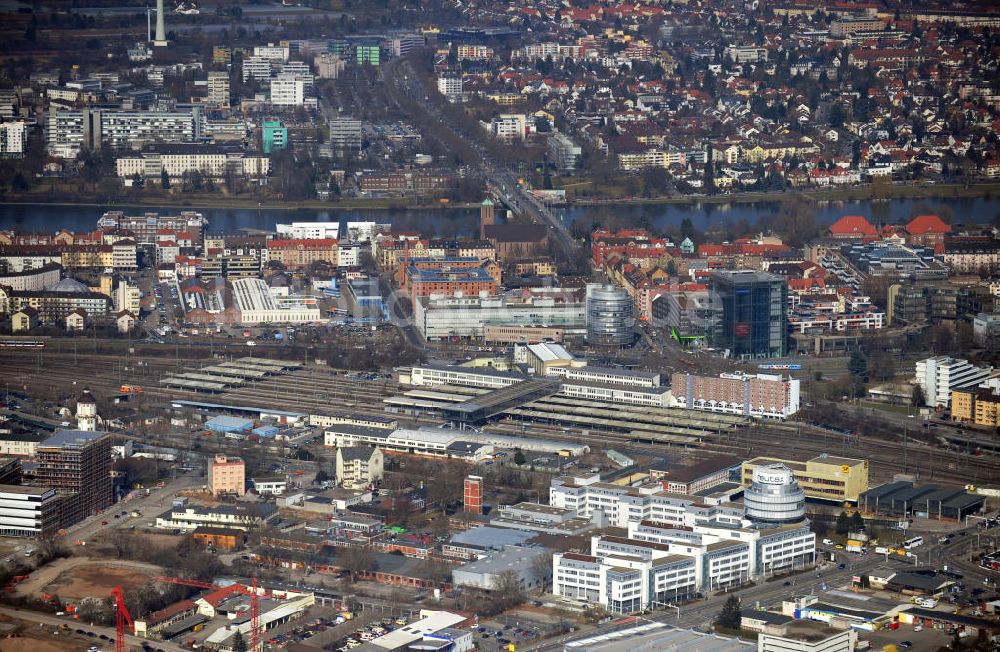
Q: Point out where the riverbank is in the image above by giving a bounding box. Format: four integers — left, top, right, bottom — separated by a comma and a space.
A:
569, 181, 1000, 207
0, 195, 481, 212
6, 180, 1000, 213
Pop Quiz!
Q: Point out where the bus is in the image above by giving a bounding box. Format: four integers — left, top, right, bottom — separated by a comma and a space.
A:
903, 536, 924, 550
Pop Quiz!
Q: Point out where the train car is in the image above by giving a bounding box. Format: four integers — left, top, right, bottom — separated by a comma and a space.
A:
758, 363, 802, 371
0, 337, 48, 348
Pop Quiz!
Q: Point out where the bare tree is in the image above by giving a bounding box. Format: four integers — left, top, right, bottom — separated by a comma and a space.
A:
492, 569, 526, 612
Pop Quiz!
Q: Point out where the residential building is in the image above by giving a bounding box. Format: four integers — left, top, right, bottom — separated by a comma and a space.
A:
0, 263, 62, 292
114, 280, 141, 315
261, 120, 287, 154
482, 114, 528, 142
547, 132, 582, 171
155, 503, 277, 531
0, 121, 27, 158
950, 387, 1000, 427
32, 430, 112, 525
437, 76, 463, 97
0, 281, 111, 324
741, 456, 869, 502
265, 239, 338, 270
915, 356, 993, 408
208, 454, 246, 496
115, 144, 270, 182
47, 107, 203, 157
712, 270, 787, 359
0, 485, 61, 538
671, 372, 800, 419
97, 211, 206, 246
206, 71, 230, 107
270, 74, 312, 107
11, 307, 38, 332
335, 446, 384, 489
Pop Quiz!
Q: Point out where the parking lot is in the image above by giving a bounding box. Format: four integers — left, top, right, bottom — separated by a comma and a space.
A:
473, 617, 557, 652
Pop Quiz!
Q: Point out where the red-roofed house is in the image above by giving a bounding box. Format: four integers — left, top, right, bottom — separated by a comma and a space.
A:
828, 215, 877, 239
905, 215, 951, 249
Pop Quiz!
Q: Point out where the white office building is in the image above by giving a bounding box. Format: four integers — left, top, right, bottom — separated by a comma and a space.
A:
276, 222, 340, 240
0, 486, 60, 538
550, 473, 815, 613
231, 277, 321, 324
412, 291, 586, 341
270, 74, 316, 107
0, 121, 28, 158
915, 356, 994, 407
253, 43, 289, 62
242, 56, 273, 82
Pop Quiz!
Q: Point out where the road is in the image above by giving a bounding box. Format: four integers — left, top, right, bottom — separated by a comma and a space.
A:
59, 471, 203, 545
0, 605, 187, 652
380, 56, 578, 262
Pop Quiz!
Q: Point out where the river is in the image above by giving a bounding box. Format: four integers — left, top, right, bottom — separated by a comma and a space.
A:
1, 196, 998, 237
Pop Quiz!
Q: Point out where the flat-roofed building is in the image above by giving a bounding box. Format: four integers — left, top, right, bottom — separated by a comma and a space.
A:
916, 356, 994, 408
0, 485, 60, 538
741, 455, 869, 502
658, 455, 740, 495
208, 454, 245, 496
672, 371, 800, 419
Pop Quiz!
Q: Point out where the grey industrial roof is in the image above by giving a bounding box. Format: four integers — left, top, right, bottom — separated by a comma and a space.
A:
40, 429, 108, 449
450, 526, 535, 550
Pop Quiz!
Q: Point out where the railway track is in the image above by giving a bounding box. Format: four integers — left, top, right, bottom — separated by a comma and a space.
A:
2, 350, 998, 486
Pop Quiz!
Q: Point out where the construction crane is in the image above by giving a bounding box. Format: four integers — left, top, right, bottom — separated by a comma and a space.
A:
111, 586, 134, 652
154, 576, 262, 652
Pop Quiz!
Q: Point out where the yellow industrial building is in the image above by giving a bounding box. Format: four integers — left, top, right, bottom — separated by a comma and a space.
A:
741, 455, 869, 502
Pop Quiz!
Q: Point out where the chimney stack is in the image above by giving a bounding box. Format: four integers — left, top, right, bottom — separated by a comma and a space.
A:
154, 0, 168, 46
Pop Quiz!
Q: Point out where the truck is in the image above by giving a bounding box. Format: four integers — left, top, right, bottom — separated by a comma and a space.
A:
846, 540, 865, 553
822, 538, 834, 546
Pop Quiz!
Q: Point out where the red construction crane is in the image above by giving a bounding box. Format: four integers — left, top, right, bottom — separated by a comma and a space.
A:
250, 577, 260, 652
153, 575, 215, 590
111, 586, 134, 652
